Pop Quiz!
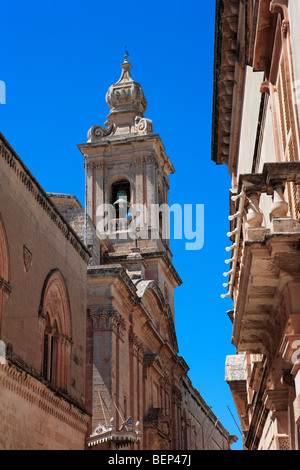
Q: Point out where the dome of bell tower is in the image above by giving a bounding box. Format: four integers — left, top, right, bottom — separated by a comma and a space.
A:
105, 53, 148, 121
86, 52, 154, 141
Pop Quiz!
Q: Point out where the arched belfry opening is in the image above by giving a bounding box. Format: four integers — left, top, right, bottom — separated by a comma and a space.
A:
111, 180, 131, 219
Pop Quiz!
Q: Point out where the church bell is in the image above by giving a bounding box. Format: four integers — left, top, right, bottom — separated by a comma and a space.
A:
113, 189, 128, 207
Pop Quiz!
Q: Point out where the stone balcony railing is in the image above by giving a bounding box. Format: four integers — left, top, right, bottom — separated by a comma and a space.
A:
222, 161, 300, 300
238, 161, 300, 238
222, 161, 300, 360
110, 217, 132, 233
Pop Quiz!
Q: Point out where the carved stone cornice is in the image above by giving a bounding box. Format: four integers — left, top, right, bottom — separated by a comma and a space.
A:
263, 388, 289, 412
211, 0, 241, 166
238, 162, 300, 195
0, 134, 90, 264
87, 265, 139, 302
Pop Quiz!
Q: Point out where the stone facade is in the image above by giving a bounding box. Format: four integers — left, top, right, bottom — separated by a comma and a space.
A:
213, 0, 300, 450
181, 375, 235, 450
0, 134, 90, 449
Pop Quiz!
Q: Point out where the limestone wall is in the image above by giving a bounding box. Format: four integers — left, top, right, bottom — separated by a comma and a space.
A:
180, 375, 234, 450
0, 134, 89, 449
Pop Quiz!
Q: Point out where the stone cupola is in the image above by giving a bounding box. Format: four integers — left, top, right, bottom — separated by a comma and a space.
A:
87, 54, 154, 141
104, 53, 148, 133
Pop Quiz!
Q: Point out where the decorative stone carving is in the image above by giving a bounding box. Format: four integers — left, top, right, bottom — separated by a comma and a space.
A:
172, 385, 182, 403
134, 116, 153, 135
276, 434, 290, 450
84, 161, 105, 171
105, 58, 147, 116
129, 326, 146, 358
0, 277, 12, 293
89, 307, 126, 338
23, 245, 32, 272
87, 123, 115, 142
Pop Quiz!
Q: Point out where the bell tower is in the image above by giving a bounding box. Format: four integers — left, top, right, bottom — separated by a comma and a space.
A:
78, 54, 181, 312
77, 55, 186, 449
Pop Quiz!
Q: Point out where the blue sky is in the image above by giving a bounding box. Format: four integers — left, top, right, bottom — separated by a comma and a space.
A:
1, 0, 243, 449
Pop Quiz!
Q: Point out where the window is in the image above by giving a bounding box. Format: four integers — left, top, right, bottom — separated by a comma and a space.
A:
43, 316, 60, 384
40, 270, 71, 390
0, 213, 9, 338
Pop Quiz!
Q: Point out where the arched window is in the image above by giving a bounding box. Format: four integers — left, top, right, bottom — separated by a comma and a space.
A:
0, 213, 10, 338
40, 270, 71, 391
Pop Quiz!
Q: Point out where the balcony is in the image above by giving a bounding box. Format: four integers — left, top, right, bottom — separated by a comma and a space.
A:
223, 162, 300, 360
86, 417, 142, 449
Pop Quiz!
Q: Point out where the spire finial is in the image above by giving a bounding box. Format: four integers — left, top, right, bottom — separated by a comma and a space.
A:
124, 46, 129, 61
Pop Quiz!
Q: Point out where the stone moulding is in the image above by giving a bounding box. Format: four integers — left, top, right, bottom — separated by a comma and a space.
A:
211, 0, 241, 166
0, 133, 90, 264
129, 326, 146, 358
0, 359, 89, 436
87, 264, 179, 354
87, 264, 139, 300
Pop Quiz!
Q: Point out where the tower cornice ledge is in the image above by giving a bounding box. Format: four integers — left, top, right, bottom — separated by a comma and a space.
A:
104, 251, 182, 288
78, 133, 175, 176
